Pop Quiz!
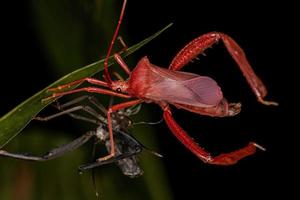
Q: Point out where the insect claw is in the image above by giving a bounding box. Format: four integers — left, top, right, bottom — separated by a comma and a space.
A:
154, 152, 163, 158
258, 98, 279, 106
146, 149, 163, 158
228, 102, 242, 116
41, 95, 57, 103
252, 143, 266, 151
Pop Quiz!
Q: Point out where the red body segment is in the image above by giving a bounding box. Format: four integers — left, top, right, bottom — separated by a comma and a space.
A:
128, 57, 223, 108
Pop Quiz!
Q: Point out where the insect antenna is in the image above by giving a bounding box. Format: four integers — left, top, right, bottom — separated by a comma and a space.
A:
104, 0, 128, 84
133, 117, 164, 126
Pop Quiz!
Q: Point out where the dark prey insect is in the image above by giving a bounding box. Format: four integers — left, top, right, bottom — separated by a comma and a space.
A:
0, 95, 161, 177
42, 0, 278, 165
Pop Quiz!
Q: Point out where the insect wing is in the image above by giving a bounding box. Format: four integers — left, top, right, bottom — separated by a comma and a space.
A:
145, 65, 223, 107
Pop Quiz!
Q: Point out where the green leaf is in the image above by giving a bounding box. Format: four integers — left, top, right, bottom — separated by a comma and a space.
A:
0, 23, 172, 148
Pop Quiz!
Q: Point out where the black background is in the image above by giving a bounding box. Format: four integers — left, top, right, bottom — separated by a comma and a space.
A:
1, 0, 295, 199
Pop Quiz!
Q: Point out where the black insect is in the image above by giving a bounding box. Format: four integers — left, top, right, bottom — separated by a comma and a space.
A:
0, 95, 162, 178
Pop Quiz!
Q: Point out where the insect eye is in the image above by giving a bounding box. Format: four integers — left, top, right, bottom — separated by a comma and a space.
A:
116, 87, 122, 92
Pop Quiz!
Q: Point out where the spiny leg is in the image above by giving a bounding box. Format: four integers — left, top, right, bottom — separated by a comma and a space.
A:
0, 131, 95, 161
161, 105, 264, 165
169, 32, 278, 106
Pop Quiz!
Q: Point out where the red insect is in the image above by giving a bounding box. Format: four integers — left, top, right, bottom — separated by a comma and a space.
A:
44, 0, 277, 165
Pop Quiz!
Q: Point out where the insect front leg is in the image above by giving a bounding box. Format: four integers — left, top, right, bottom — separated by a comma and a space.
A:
97, 99, 143, 162
169, 32, 277, 106
48, 78, 109, 93
43, 87, 131, 102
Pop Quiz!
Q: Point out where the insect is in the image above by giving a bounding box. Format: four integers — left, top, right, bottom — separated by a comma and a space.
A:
42, 0, 278, 166
0, 95, 161, 177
